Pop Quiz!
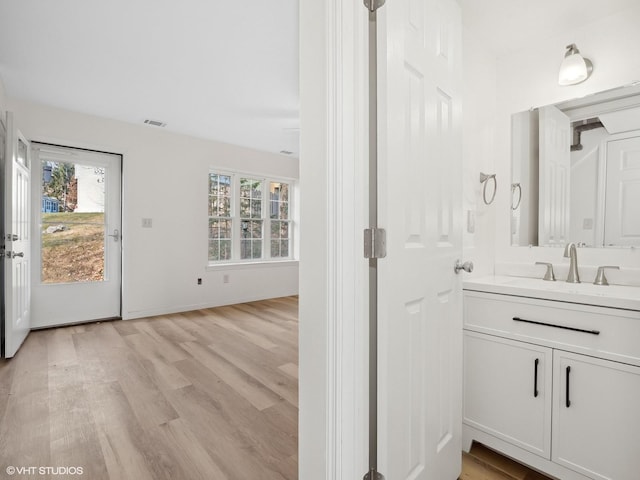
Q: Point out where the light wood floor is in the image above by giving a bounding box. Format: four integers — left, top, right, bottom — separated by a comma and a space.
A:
0, 296, 298, 480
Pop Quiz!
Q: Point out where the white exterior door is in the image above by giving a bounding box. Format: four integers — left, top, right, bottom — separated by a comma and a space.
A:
30, 143, 122, 327
604, 134, 640, 246
377, 0, 463, 478
3, 113, 31, 358
539, 105, 571, 246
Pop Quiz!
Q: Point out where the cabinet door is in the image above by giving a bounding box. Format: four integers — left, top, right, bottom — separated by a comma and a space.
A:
463, 331, 552, 458
553, 351, 640, 480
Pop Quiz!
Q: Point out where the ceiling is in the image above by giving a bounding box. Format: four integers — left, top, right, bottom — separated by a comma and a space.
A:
0, 1, 637, 159
458, 0, 638, 58
0, 0, 299, 157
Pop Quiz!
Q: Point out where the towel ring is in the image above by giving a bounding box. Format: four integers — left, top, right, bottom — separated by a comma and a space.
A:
511, 183, 522, 210
479, 172, 497, 205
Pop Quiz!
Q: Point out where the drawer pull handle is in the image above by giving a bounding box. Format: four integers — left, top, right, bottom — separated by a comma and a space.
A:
534, 358, 539, 398
566, 366, 571, 408
512, 317, 600, 335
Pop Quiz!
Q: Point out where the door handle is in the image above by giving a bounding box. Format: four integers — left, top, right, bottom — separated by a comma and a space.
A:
107, 229, 120, 242
6, 251, 24, 259
534, 358, 539, 398
566, 366, 571, 408
454, 260, 474, 274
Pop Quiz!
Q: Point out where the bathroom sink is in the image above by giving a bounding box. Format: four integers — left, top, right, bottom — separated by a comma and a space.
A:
464, 275, 640, 311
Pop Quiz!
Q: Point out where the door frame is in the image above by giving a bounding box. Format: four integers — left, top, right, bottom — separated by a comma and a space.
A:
0, 114, 6, 355
299, 1, 369, 479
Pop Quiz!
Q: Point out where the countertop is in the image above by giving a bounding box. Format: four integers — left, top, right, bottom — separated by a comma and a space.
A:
463, 275, 640, 312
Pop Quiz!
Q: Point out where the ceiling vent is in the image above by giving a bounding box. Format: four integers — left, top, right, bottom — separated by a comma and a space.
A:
143, 119, 166, 128
280, 150, 293, 155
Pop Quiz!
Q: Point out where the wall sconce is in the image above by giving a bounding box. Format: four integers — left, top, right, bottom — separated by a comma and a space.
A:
558, 43, 593, 86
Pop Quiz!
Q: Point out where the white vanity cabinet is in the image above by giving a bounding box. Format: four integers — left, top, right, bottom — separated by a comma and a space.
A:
462, 287, 640, 480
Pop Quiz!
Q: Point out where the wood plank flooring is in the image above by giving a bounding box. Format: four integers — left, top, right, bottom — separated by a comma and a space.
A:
460, 443, 555, 480
0, 296, 299, 480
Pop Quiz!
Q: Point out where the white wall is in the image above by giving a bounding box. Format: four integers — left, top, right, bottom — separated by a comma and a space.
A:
462, 26, 498, 277
8, 98, 299, 320
0, 74, 6, 120
492, 4, 640, 285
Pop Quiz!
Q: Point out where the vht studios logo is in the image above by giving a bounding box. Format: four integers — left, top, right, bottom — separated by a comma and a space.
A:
6, 466, 84, 476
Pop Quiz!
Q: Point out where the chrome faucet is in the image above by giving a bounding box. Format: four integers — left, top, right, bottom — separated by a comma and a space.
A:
563, 242, 580, 283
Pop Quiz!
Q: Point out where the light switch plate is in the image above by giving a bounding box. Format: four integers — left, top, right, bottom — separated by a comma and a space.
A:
142, 218, 153, 228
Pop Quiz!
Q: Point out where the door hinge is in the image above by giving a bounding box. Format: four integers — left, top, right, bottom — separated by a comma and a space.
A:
363, 0, 386, 13
363, 469, 385, 480
364, 228, 387, 259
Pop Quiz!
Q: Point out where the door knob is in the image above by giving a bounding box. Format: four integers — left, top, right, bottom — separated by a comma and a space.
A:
454, 259, 473, 274
107, 229, 120, 242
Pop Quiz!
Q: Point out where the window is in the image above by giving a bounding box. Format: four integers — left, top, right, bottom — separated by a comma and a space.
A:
240, 177, 263, 260
208, 171, 294, 264
208, 173, 232, 261
270, 181, 290, 258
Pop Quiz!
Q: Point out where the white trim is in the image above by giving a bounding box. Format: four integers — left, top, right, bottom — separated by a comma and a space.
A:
300, 0, 368, 478
122, 291, 298, 320
326, 0, 369, 478
205, 259, 298, 271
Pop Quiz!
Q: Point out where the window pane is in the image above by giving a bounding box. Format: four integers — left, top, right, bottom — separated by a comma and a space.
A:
252, 240, 262, 259
279, 202, 289, 220
241, 220, 262, 239
269, 182, 290, 221
220, 219, 231, 239
220, 196, 230, 216
279, 221, 289, 238
280, 183, 289, 202
220, 240, 232, 260
240, 178, 262, 197
240, 238, 263, 260
40, 160, 108, 284
271, 240, 279, 257
208, 240, 219, 261
209, 219, 232, 240
251, 200, 262, 218
240, 198, 250, 217
280, 240, 289, 257
209, 174, 219, 194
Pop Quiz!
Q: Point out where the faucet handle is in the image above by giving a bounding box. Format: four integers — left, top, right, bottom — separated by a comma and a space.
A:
535, 262, 556, 281
593, 265, 620, 286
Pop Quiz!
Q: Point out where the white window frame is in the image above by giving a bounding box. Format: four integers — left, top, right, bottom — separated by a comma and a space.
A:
207, 168, 296, 266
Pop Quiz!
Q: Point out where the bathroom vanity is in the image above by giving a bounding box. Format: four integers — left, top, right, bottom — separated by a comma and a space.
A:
462, 275, 640, 480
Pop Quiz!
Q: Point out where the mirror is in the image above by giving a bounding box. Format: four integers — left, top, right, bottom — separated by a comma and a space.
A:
511, 83, 640, 247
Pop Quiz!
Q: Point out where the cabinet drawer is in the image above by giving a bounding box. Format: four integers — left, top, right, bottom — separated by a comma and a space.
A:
464, 291, 640, 366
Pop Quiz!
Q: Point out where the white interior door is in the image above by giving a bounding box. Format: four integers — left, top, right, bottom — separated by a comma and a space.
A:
539, 105, 571, 246
30, 143, 122, 328
604, 135, 640, 246
3, 112, 31, 358
377, 0, 462, 478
